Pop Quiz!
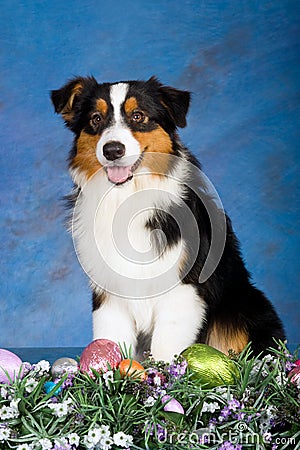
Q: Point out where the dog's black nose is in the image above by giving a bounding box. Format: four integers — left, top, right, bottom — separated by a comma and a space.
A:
103, 141, 125, 161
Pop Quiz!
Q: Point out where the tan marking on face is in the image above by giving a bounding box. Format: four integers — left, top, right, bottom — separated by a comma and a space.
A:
133, 126, 173, 175
207, 322, 249, 355
62, 82, 83, 122
72, 131, 103, 180
96, 98, 108, 117
124, 97, 138, 115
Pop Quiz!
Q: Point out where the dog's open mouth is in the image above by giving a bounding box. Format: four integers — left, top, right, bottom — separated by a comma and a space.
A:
105, 153, 144, 185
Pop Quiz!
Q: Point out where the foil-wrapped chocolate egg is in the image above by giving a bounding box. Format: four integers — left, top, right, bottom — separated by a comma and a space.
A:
80, 339, 122, 376
51, 357, 78, 379
44, 381, 62, 396
181, 344, 239, 388
0, 349, 24, 384
162, 395, 184, 414
119, 359, 147, 381
288, 366, 300, 386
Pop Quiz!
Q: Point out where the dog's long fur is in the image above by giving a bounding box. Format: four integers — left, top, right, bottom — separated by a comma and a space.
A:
51, 76, 285, 360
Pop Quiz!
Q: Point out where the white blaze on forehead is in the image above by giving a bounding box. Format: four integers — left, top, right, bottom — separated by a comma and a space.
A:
110, 83, 128, 123
96, 82, 142, 176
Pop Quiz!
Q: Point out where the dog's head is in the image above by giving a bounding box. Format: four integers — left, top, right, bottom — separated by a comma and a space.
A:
51, 76, 190, 185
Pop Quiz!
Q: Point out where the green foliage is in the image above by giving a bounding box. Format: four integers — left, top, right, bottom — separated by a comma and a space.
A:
0, 341, 299, 450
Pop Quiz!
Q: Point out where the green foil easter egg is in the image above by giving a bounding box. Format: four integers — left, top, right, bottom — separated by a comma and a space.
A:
181, 344, 239, 388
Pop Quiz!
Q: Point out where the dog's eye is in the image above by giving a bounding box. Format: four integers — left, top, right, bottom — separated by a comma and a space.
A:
91, 113, 102, 126
131, 111, 146, 123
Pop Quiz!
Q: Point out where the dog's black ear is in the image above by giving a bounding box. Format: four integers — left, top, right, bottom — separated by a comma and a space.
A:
148, 76, 191, 128
51, 76, 97, 126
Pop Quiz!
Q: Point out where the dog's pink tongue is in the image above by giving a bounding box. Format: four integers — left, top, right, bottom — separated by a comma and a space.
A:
106, 166, 132, 184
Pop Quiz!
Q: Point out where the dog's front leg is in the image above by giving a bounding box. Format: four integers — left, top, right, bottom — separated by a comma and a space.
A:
92, 294, 137, 353
151, 284, 206, 361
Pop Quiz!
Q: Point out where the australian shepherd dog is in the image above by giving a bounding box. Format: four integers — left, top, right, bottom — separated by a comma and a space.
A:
51, 76, 285, 361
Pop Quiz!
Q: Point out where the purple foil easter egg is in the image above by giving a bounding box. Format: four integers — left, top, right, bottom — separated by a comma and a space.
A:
162, 395, 185, 414
0, 349, 24, 384
80, 339, 122, 376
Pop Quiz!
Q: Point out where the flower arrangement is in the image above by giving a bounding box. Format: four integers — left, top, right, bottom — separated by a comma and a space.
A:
0, 341, 299, 450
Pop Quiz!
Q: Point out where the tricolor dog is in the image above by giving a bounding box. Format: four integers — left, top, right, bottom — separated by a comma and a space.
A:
51, 76, 285, 360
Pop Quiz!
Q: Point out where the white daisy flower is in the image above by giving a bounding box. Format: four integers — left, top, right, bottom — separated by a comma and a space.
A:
25, 377, 39, 393
0, 387, 8, 399
201, 401, 220, 413
83, 435, 95, 449
262, 354, 276, 364
48, 398, 72, 418
0, 426, 11, 442
16, 444, 33, 450
68, 432, 80, 446
103, 370, 114, 387
38, 438, 52, 450
33, 360, 50, 376
113, 431, 133, 447
99, 436, 114, 450
0, 404, 19, 420
214, 386, 229, 398
10, 398, 20, 416
87, 427, 102, 444
99, 425, 111, 438
144, 395, 156, 407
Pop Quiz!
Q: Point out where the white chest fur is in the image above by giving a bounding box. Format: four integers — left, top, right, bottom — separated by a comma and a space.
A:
72, 170, 185, 299
71, 169, 206, 360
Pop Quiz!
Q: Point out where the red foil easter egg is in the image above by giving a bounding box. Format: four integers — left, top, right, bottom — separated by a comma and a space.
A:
0, 349, 24, 384
80, 339, 122, 376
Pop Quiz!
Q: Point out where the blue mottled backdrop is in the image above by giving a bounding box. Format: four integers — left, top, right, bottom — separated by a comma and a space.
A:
0, 0, 299, 349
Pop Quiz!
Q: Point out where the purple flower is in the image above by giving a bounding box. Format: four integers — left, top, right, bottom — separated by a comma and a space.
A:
145, 421, 167, 442
167, 359, 188, 378
219, 406, 231, 421
52, 444, 71, 450
285, 361, 296, 372
55, 374, 75, 390
235, 411, 246, 421
156, 423, 167, 442
283, 350, 293, 360
75, 413, 85, 424
209, 417, 217, 427
228, 399, 241, 411
199, 434, 211, 444
218, 442, 242, 450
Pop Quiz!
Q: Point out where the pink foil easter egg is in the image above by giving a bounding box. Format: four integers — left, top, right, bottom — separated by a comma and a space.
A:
288, 366, 300, 386
162, 394, 185, 414
0, 349, 24, 384
80, 339, 122, 376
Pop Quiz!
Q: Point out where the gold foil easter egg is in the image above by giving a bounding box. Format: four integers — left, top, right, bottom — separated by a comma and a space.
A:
181, 344, 239, 388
